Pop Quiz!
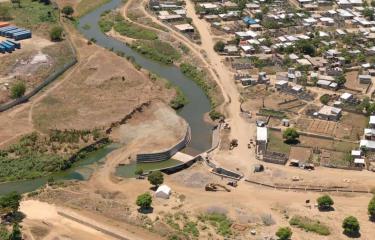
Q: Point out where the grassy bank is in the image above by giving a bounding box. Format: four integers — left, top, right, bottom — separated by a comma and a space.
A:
180, 63, 219, 108
0, 130, 107, 182
1, 0, 58, 37
76, 0, 111, 17
99, 10, 158, 40
289, 215, 330, 236
131, 40, 181, 64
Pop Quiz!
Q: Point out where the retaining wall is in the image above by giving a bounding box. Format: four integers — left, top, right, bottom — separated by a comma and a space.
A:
136, 126, 191, 162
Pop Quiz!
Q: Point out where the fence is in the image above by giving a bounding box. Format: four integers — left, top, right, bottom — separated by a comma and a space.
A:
245, 179, 372, 194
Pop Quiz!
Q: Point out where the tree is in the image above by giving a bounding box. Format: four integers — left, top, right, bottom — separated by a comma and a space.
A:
134, 168, 144, 177
317, 195, 334, 210
136, 192, 152, 209
9, 223, 21, 240
368, 195, 375, 220
342, 216, 360, 236
320, 94, 330, 105
282, 128, 299, 143
335, 74, 346, 86
50, 26, 64, 41
0, 192, 22, 215
147, 171, 164, 187
276, 227, 292, 240
214, 41, 225, 52
10, 82, 26, 99
62, 6, 74, 18
363, 8, 374, 20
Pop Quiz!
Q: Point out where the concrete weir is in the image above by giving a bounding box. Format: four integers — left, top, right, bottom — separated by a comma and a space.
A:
136, 126, 191, 163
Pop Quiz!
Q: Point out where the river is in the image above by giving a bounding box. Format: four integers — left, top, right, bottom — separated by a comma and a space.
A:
0, 0, 212, 194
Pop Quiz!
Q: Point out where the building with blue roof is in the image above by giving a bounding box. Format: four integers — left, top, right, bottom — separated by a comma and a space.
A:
243, 16, 257, 25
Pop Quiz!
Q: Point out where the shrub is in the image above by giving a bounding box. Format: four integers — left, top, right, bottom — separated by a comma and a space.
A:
50, 26, 64, 41
320, 94, 330, 105
10, 81, 26, 99
342, 216, 360, 236
368, 195, 375, 220
317, 195, 334, 210
276, 227, 292, 240
62, 6, 74, 17
289, 215, 330, 235
136, 192, 152, 209
209, 110, 224, 121
199, 213, 232, 237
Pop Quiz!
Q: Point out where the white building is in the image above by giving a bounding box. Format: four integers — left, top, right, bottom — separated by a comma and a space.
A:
155, 185, 171, 199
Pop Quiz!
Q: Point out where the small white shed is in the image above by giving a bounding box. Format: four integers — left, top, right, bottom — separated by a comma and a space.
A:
155, 185, 171, 199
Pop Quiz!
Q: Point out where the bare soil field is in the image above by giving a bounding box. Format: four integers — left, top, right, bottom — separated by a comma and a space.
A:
289, 146, 311, 162
31, 28, 175, 132
345, 71, 369, 92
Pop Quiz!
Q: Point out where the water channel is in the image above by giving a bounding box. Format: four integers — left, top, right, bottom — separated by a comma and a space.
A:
0, 0, 212, 193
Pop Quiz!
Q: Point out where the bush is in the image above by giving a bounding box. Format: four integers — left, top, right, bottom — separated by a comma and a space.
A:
317, 195, 334, 210
276, 227, 292, 240
368, 195, 375, 220
50, 26, 64, 41
320, 94, 330, 105
136, 192, 152, 209
214, 41, 225, 52
342, 216, 360, 236
289, 215, 330, 235
0, 191, 22, 215
209, 110, 224, 121
147, 170, 164, 187
10, 82, 26, 99
62, 5, 74, 17
199, 213, 232, 237
282, 128, 299, 143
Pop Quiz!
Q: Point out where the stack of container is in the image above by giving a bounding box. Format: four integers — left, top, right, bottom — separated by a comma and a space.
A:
0, 26, 32, 40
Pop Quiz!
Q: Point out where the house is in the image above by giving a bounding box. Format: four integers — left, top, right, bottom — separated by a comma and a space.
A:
256, 127, 268, 144
340, 92, 353, 102
358, 74, 372, 84
317, 79, 338, 90
317, 105, 342, 121
174, 24, 194, 33
369, 116, 375, 128
224, 45, 239, 55
275, 80, 289, 90
291, 85, 303, 93
364, 128, 375, 140
155, 185, 171, 199
241, 78, 257, 86
354, 158, 365, 167
351, 150, 361, 158
360, 139, 375, 151
258, 72, 270, 84
243, 16, 257, 25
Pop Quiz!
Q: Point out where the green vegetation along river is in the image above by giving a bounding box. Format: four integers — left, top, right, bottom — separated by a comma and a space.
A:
115, 159, 183, 178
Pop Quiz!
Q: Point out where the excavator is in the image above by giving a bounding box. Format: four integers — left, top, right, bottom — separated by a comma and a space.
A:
205, 183, 231, 192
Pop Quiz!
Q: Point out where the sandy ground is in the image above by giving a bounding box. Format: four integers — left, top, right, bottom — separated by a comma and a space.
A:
111, 100, 188, 153
21, 200, 162, 240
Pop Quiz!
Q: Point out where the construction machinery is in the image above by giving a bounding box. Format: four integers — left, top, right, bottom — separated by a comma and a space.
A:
205, 183, 231, 192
